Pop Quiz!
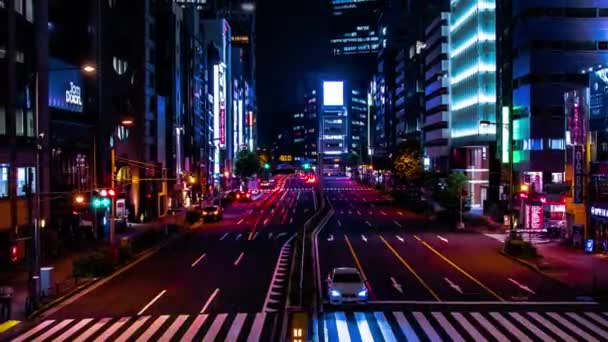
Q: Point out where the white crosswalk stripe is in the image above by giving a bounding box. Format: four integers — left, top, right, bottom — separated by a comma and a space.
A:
321, 310, 608, 341
10, 312, 275, 341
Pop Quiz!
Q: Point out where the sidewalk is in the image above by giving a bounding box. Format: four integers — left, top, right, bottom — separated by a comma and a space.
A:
0, 218, 173, 324
532, 242, 608, 296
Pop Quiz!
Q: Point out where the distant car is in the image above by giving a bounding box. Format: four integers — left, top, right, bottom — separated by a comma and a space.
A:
202, 205, 223, 222
327, 267, 368, 305
236, 190, 252, 202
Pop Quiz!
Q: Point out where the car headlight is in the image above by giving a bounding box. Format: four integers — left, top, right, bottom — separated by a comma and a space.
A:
330, 289, 341, 298
214, 210, 219, 215
357, 288, 368, 298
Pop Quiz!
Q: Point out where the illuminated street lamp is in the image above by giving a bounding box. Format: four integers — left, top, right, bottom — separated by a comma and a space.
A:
74, 194, 85, 204
189, 176, 197, 184
82, 64, 96, 73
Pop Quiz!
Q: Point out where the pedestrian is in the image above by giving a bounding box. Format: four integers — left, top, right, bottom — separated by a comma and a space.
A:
0, 286, 13, 322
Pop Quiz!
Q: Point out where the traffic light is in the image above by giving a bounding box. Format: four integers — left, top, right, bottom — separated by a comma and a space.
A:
10, 245, 18, 263
92, 189, 114, 209
264, 163, 270, 169
303, 163, 311, 170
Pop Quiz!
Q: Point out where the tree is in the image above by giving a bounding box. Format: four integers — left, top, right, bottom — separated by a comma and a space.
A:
234, 149, 259, 179
393, 141, 422, 182
436, 171, 468, 213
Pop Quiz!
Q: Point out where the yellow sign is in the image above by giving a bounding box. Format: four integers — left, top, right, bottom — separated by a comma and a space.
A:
291, 312, 308, 342
279, 155, 293, 162
232, 35, 249, 43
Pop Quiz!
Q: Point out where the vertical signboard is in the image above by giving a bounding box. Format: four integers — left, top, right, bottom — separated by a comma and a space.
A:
590, 68, 608, 130
527, 205, 544, 230
220, 99, 226, 147
565, 88, 589, 146
501, 106, 510, 163
573, 145, 584, 204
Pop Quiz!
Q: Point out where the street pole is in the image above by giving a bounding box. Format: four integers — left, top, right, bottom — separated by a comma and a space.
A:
110, 146, 115, 245
509, 119, 516, 238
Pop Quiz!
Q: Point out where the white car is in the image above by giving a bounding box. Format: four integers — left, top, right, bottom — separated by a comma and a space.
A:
327, 267, 368, 305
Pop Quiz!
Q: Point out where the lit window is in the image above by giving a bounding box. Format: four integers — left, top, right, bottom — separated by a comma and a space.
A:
552, 172, 564, 183
0, 166, 8, 198
15, 109, 24, 136
14, 0, 22, 14
549, 139, 565, 150
15, 51, 25, 63
17, 166, 36, 196
25, 0, 33, 22
113, 57, 128, 75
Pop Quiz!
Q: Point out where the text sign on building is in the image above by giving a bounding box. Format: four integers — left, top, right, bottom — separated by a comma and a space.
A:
48, 58, 84, 113
527, 205, 544, 230
573, 145, 584, 204
591, 206, 608, 218
590, 68, 608, 130
220, 99, 226, 147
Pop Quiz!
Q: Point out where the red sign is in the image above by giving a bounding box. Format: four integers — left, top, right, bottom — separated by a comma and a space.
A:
220, 99, 226, 147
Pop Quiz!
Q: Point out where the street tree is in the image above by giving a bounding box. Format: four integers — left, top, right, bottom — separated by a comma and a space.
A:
436, 171, 468, 214
235, 149, 259, 179
393, 141, 422, 182
345, 152, 360, 167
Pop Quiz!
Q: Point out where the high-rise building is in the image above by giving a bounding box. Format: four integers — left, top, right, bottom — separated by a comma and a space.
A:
497, 1, 608, 192
449, 0, 498, 208
423, 12, 450, 173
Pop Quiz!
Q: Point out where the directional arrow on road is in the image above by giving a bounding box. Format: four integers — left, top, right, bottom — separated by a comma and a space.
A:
508, 278, 536, 295
391, 277, 403, 294
394, 221, 402, 228
268, 232, 274, 239
361, 234, 368, 242
396, 235, 404, 242
380, 211, 387, 216
365, 221, 372, 227
327, 234, 334, 242
444, 277, 463, 294
236, 233, 243, 240
357, 210, 362, 216
337, 220, 342, 227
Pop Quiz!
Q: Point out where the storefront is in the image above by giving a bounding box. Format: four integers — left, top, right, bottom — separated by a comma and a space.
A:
589, 203, 608, 251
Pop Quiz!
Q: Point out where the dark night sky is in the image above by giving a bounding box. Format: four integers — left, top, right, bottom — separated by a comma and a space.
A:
256, 0, 330, 146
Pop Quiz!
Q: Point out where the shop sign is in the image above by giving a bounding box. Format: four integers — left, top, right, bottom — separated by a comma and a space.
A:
219, 99, 226, 147
527, 205, 543, 230
590, 205, 608, 218
573, 145, 584, 203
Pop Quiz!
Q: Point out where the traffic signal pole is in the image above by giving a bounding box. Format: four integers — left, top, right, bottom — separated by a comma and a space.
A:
110, 147, 116, 245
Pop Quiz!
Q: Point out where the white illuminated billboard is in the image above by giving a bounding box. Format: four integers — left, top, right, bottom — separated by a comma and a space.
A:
323, 81, 344, 106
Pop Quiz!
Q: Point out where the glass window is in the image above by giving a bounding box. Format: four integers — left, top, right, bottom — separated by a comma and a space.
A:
25, 0, 33, 22
26, 110, 34, 137
0, 166, 8, 198
14, 0, 23, 14
15, 109, 24, 136
0, 106, 5, 135
17, 166, 35, 196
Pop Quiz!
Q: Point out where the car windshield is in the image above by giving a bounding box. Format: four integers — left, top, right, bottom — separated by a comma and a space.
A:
333, 273, 361, 283
203, 207, 217, 212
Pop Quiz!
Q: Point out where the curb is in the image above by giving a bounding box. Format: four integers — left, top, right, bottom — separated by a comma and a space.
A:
2, 232, 183, 337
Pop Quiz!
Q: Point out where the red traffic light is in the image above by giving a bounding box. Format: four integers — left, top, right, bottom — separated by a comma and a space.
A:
107, 189, 116, 197
10, 245, 18, 262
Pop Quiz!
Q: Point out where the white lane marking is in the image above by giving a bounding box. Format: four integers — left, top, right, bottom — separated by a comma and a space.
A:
323, 315, 329, 342
73, 318, 111, 342
528, 312, 575, 342
391, 277, 403, 293
237, 219, 244, 225
396, 235, 404, 242
508, 278, 536, 295
451, 312, 486, 342
200, 288, 220, 313
586, 312, 608, 328
297, 191, 301, 201
220, 233, 229, 240
262, 235, 294, 312
444, 277, 463, 294
361, 234, 368, 242
98, 317, 130, 341
252, 232, 259, 240
337, 220, 342, 227
432, 312, 465, 342
348, 210, 353, 214
357, 210, 362, 216
365, 221, 372, 227
548, 312, 599, 342
182, 315, 208, 341
368, 210, 373, 215
32, 319, 74, 342
394, 221, 402, 228
53, 318, 94, 342
392, 312, 419, 342
340, 210, 345, 214
398, 211, 403, 216
335, 312, 351, 342
137, 289, 167, 315
567, 312, 605, 334
115, 316, 150, 342
13, 320, 56, 342
191, 253, 207, 267
509, 313, 555, 342
380, 211, 387, 216
437, 235, 448, 243
290, 218, 294, 224
202, 313, 228, 342
327, 234, 334, 242
413, 312, 441, 342
355, 312, 374, 342
234, 252, 245, 266
247, 313, 267, 342
226, 313, 247, 340
374, 312, 397, 342
490, 312, 532, 342
236, 233, 243, 240
157, 314, 189, 342
471, 312, 509, 341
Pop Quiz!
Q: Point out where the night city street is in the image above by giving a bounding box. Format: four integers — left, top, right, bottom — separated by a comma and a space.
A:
3, 0, 608, 341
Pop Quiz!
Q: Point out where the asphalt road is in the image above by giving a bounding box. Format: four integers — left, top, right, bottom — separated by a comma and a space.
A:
317, 177, 588, 307
40, 175, 316, 320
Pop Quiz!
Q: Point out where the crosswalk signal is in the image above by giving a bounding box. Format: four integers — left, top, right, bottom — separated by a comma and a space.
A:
303, 163, 311, 170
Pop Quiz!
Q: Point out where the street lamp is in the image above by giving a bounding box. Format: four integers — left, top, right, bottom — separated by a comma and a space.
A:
82, 64, 96, 73
109, 116, 134, 245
